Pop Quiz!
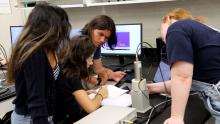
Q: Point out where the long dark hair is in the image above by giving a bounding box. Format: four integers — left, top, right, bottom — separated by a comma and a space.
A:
61, 35, 96, 80
81, 15, 117, 49
7, 3, 71, 83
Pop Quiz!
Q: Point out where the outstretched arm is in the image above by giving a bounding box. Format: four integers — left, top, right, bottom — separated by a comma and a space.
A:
164, 61, 193, 124
73, 86, 108, 113
147, 80, 171, 94
93, 58, 125, 84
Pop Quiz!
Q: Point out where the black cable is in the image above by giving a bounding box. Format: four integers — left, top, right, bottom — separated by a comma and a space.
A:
136, 42, 152, 59
143, 42, 153, 48
0, 44, 7, 60
0, 67, 6, 79
153, 44, 170, 114
134, 40, 172, 123
138, 78, 154, 108
136, 42, 142, 58
137, 41, 171, 121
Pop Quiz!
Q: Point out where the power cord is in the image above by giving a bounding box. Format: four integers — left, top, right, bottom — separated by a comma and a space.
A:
144, 92, 198, 124
138, 78, 154, 108
134, 41, 171, 123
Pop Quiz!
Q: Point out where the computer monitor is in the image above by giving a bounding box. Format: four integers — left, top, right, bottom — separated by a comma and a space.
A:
101, 23, 142, 56
69, 28, 81, 39
10, 27, 82, 48
10, 26, 24, 47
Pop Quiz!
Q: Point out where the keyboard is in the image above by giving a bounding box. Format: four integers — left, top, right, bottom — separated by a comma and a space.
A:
121, 73, 134, 83
0, 85, 16, 102
0, 87, 8, 94
116, 73, 134, 87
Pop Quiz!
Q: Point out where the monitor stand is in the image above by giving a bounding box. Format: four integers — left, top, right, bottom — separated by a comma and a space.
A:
102, 56, 133, 71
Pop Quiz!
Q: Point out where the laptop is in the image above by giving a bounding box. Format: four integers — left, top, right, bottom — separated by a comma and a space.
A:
153, 60, 170, 83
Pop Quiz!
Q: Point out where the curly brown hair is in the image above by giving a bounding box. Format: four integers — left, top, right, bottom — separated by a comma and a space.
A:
61, 35, 96, 80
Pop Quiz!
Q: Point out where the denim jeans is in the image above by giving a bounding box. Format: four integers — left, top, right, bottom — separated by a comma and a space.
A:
191, 80, 220, 124
11, 111, 54, 124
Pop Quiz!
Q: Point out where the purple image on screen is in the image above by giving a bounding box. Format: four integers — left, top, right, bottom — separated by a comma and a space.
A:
116, 32, 130, 47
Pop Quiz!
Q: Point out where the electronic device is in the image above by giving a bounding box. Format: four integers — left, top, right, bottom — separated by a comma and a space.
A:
101, 23, 142, 65
75, 105, 136, 124
10, 26, 80, 48
0, 87, 8, 95
69, 28, 81, 39
10, 26, 24, 48
130, 61, 151, 113
101, 23, 142, 55
156, 37, 167, 61
0, 85, 15, 102
17, 0, 46, 2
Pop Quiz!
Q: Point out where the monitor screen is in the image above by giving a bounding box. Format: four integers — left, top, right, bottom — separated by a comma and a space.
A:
69, 28, 81, 39
101, 23, 142, 55
10, 27, 81, 47
10, 26, 24, 47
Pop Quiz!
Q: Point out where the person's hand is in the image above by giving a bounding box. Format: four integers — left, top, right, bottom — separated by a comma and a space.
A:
147, 83, 159, 94
98, 71, 108, 85
109, 71, 126, 82
146, 82, 170, 94
83, 76, 99, 85
98, 85, 108, 99
163, 116, 184, 124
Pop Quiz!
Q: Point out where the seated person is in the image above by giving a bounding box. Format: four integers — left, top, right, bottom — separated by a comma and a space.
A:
55, 35, 108, 123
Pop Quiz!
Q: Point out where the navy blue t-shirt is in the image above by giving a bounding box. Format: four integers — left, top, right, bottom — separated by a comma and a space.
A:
166, 19, 220, 84
93, 47, 101, 59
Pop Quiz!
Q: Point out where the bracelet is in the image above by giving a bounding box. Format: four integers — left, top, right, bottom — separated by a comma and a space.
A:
96, 93, 103, 100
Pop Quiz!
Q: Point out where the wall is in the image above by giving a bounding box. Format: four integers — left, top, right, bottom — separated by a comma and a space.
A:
66, 0, 220, 47
0, 0, 26, 58
0, 0, 220, 57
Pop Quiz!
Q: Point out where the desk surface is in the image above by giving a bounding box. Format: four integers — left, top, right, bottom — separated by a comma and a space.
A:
102, 56, 211, 124
134, 93, 210, 124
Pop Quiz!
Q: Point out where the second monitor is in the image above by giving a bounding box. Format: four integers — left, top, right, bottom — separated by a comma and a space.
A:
101, 23, 142, 56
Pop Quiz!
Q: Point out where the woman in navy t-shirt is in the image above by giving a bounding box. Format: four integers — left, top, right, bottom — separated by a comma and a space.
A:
147, 8, 220, 124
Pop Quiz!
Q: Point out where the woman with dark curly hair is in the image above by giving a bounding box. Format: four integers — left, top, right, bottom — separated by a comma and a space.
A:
55, 35, 108, 123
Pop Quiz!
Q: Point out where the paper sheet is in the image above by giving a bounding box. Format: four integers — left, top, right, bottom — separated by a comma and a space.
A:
89, 85, 131, 107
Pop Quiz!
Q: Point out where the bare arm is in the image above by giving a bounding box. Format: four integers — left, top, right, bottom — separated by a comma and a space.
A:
93, 58, 126, 84
147, 80, 171, 94
93, 58, 112, 75
164, 61, 193, 124
73, 86, 108, 113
